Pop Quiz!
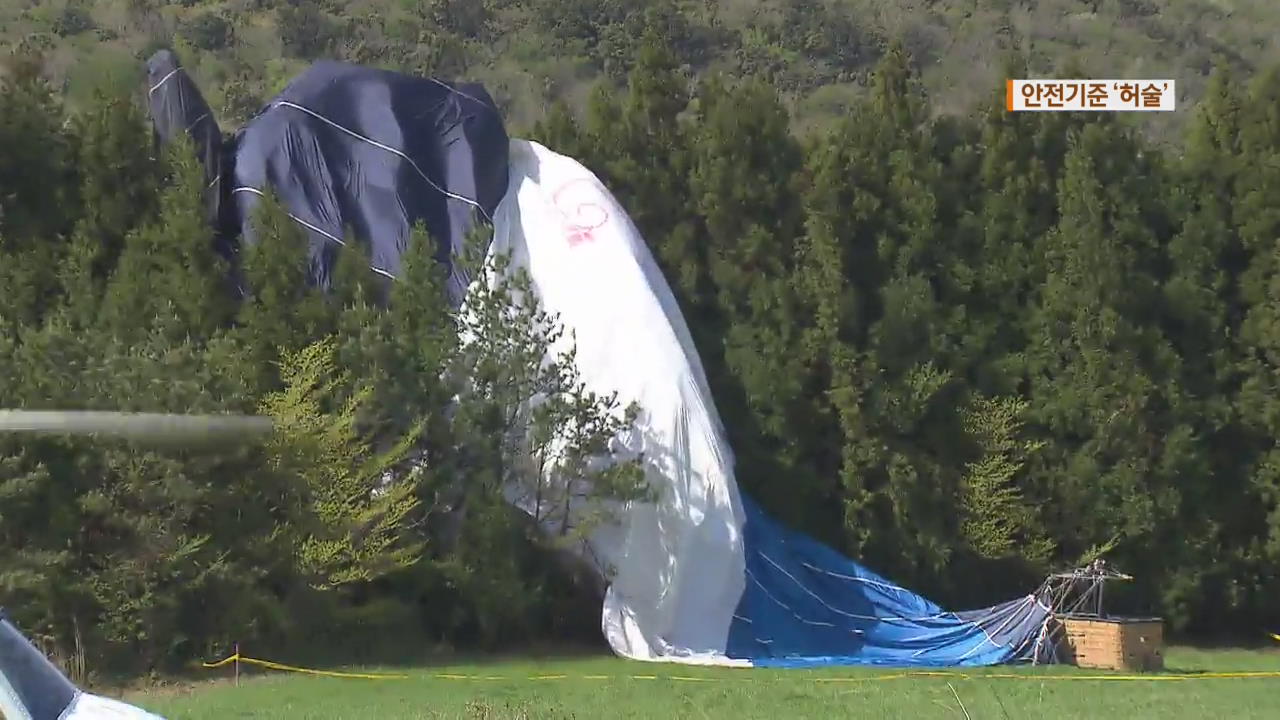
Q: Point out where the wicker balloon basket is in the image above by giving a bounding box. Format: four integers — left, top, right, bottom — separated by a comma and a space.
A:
1055, 614, 1165, 671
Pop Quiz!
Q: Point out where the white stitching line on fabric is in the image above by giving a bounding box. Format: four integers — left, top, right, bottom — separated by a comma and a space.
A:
742, 566, 850, 632
799, 561, 918, 597
267, 100, 490, 222
232, 186, 398, 280
954, 612, 1021, 662
798, 551, 1043, 652
424, 76, 494, 112
897, 600, 1032, 655
1006, 600, 1050, 657
756, 549, 1051, 662
148, 68, 181, 96
966, 595, 1041, 644
742, 513, 1052, 660
232, 187, 343, 243
954, 597, 1035, 660
187, 112, 210, 132
759, 552, 948, 624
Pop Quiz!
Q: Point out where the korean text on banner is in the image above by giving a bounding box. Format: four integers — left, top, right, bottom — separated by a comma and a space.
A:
1005, 79, 1175, 112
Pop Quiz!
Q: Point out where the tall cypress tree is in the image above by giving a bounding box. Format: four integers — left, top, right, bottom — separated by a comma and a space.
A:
1158, 66, 1267, 630
0, 53, 77, 331
228, 194, 336, 394
1020, 120, 1203, 624
792, 44, 974, 588
99, 141, 234, 345
0, 52, 76, 245
685, 74, 817, 526
584, 28, 706, 317
961, 55, 1076, 395
69, 87, 164, 277
1233, 65, 1280, 626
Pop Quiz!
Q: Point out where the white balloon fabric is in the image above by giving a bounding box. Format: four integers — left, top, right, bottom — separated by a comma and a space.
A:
488, 139, 1055, 669
62, 693, 165, 720
0, 613, 164, 720
490, 139, 751, 665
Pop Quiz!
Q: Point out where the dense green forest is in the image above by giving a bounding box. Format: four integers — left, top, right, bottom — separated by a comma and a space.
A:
3, 10, 1280, 681
2, 0, 1277, 139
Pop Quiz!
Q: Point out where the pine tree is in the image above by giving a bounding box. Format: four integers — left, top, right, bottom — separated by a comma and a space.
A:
1233, 64, 1280, 625
0, 317, 293, 669
793, 44, 972, 587
961, 54, 1076, 395
384, 224, 457, 442
99, 140, 234, 345
261, 337, 424, 588
329, 236, 406, 445
686, 74, 816, 526
1020, 120, 1201, 624
0, 52, 76, 245
228, 193, 336, 394
69, 86, 164, 278
57, 85, 164, 328
530, 100, 586, 160
0, 52, 77, 331
958, 395, 1053, 568
1155, 65, 1267, 630
583, 29, 705, 315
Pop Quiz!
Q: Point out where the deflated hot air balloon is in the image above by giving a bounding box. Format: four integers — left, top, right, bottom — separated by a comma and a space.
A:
138, 51, 1056, 671
0, 609, 164, 720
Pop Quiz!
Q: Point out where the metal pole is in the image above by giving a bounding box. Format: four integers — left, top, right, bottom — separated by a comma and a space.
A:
234, 643, 240, 687
0, 410, 274, 440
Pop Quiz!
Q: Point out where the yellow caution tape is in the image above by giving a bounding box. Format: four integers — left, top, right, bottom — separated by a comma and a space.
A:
201, 653, 1280, 684
201, 653, 409, 680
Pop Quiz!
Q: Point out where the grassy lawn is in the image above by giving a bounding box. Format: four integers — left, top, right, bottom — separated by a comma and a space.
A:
116, 647, 1280, 719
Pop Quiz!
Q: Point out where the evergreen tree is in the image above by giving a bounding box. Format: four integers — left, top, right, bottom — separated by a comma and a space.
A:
1233, 65, 1280, 624
68, 86, 164, 281
0, 53, 76, 330
229, 194, 336, 394
530, 100, 586, 160
99, 141, 234, 345
583, 29, 705, 315
261, 337, 424, 589
958, 395, 1053, 569
794, 45, 971, 588
1021, 120, 1200, 624
0, 52, 76, 245
961, 54, 1076, 395
686, 74, 816, 526
426, 237, 647, 646
382, 225, 457, 451
8, 37, 1280, 664
1158, 66, 1266, 630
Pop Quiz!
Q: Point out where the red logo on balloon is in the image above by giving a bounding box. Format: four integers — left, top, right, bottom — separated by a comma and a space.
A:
552, 179, 609, 247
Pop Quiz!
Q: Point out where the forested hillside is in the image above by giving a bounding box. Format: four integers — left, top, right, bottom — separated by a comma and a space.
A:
1, 0, 1277, 138
2, 6, 1280, 681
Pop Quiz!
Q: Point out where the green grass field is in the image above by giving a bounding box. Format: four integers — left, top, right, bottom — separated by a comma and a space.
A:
116, 647, 1280, 719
